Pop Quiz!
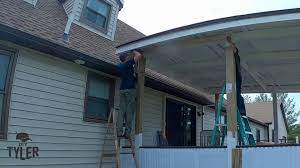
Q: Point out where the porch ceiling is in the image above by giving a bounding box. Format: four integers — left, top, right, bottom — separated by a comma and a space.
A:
117, 9, 300, 94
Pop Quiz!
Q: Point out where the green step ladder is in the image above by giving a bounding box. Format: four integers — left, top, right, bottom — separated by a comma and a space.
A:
211, 86, 256, 146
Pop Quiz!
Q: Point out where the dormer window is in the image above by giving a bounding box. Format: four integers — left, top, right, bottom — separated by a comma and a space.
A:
82, 0, 112, 31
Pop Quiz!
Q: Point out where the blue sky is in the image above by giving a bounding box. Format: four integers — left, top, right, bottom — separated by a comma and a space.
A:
118, 0, 300, 120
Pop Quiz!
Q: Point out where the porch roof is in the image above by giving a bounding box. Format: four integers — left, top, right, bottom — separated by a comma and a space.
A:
117, 8, 300, 94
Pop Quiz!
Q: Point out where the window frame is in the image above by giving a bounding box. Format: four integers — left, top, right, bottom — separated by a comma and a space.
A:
83, 72, 115, 123
0, 46, 18, 139
80, 0, 112, 33
272, 129, 275, 142
256, 129, 261, 143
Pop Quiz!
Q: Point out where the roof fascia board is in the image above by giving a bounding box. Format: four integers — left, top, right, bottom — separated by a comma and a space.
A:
116, 11, 300, 54
248, 117, 269, 128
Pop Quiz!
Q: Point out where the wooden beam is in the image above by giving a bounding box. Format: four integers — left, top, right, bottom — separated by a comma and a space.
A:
136, 58, 146, 134
243, 50, 300, 60
272, 92, 279, 144
226, 42, 238, 168
207, 84, 300, 94
226, 45, 237, 137
232, 148, 243, 168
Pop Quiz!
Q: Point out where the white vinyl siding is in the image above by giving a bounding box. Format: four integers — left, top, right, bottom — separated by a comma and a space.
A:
203, 107, 215, 130
249, 121, 268, 142
277, 106, 288, 140
0, 43, 117, 168
142, 88, 164, 146
196, 105, 203, 146
23, 0, 38, 6
63, 0, 75, 16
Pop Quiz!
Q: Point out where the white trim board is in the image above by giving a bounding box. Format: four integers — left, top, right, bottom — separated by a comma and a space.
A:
116, 12, 300, 54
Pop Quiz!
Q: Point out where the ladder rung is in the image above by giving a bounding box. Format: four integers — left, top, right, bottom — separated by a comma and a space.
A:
120, 152, 134, 155
102, 153, 116, 158
216, 124, 227, 126
245, 131, 253, 135
241, 116, 248, 119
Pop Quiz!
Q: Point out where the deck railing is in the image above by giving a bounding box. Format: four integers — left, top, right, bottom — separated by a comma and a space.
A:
242, 145, 300, 168
121, 145, 300, 168
121, 146, 228, 168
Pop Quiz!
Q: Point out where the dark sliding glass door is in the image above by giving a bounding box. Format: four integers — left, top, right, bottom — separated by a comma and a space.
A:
166, 98, 196, 146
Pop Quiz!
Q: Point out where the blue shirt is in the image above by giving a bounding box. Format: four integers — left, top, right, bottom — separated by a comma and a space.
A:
117, 59, 136, 90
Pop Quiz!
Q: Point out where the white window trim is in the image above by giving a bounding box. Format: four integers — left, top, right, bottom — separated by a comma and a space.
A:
73, 21, 113, 40
80, 0, 112, 33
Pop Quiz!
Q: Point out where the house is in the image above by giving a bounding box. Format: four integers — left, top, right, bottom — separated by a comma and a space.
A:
246, 101, 289, 143
0, 0, 219, 167
1, 0, 300, 167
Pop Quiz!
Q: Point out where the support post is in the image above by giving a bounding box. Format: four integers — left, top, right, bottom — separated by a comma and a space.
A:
272, 92, 279, 144
136, 57, 145, 134
232, 148, 243, 168
225, 43, 238, 168
135, 57, 145, 163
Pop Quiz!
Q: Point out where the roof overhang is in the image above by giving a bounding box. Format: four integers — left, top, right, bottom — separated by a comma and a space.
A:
0, 23, 118, 76
117, 8, 300, 94
0, 23, 213, 105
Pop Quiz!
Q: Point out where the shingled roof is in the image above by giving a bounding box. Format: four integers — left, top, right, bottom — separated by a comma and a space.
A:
0, 0, 213, 105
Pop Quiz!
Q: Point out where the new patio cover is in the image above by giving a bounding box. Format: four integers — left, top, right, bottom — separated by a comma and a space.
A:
116, 8, 300, 95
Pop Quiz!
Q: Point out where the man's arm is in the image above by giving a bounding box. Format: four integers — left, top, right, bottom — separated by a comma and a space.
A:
133, 50, 144, 63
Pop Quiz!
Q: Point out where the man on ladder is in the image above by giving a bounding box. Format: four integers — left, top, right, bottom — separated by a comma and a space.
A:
117, 50, 143, 138
100, 51, 143, 168
111, 50, 143, 168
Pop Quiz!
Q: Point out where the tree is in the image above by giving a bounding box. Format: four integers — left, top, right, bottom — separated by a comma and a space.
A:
288, 124, 300, 142
254, 93, 271, 102
242, 94, 252, 103
277, 94, 297, 127
254, 93, 300, 127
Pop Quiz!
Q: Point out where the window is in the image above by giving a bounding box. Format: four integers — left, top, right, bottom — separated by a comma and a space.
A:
256, 129, 261, 142
0, 49, 16, 139
82, 0, 111, 30
84, 72, 114, 121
